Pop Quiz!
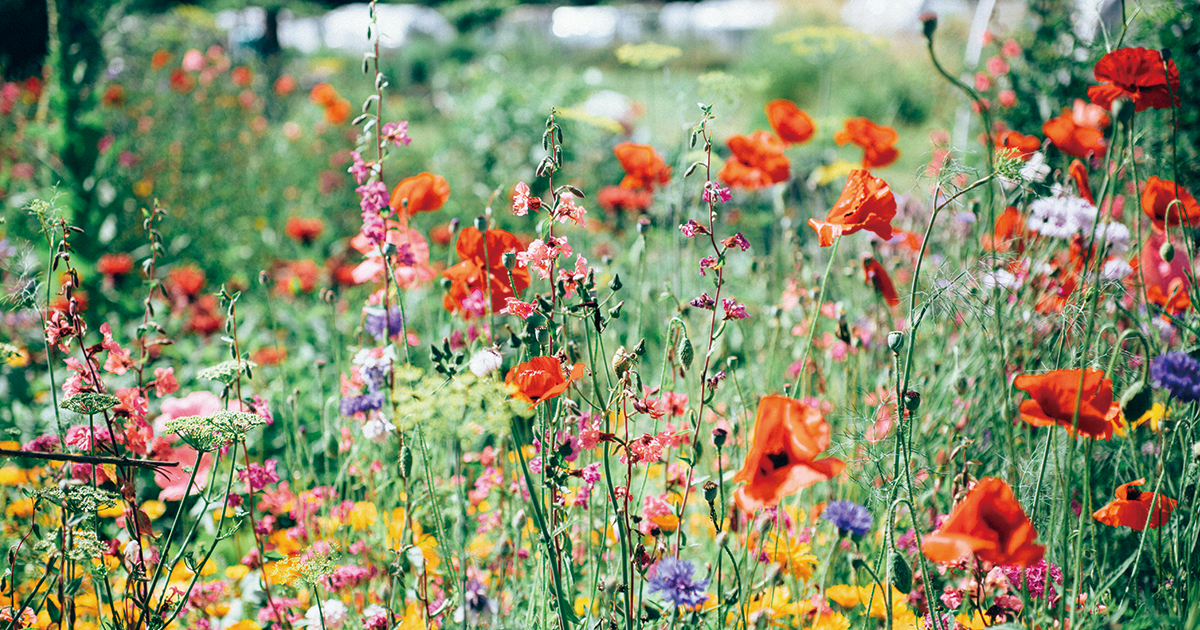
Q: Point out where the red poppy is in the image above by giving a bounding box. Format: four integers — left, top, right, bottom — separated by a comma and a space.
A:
991, 129, 1041, 161
1093, 479, 1177, 530
97, 253, 134, 277
309, 83, 338, 107
505, 356, 585, 407
285, 217, 325, 244
1013, 368, 1119, 439
1147, 277, 1191, 315
1042, 108, 1107, 158
323, 98, 351, 125
429, 223, 455, 246
151, 50, 171, 71
186, 295, 222, 335
230, 66, 253, 88
1069, 160, 1094, 204
834, 118, 900, 168
252, 346, 287, 366
390, 173, 450, 215
980, 206, 1027, 253
168, 68, 194, 94
167, 265, 206, 299
348, 222, 437, 288
614, 143, 671, 191
808, 169, 897, 247
597, 186, 653, 214
718, 130, 791, 189
273, 75, 297, 96
101, 85, 125, 107
272, 259, 321, 295
922, 477, 1044, 567
1141, 176, 1200, 228
732, 396, 845, 512
863, 257, 899, 306
765, 100, 816, 146
1087, 47, 1180, 113
443, 227, 531, 318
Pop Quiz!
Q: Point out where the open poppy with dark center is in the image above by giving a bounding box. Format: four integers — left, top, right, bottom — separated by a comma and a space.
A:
614, 143, 671, 191
390, 172, 450, 215
732, 396, 845, 512
922, 477, 1044, 567
718, 131, 791, 189
1093, 479, 1176, 530
1013, 368, 1119, 439
1141, 176, 1200, 228
808, 169, 897, 247
862, 257, 899, 306
443, 227, 531, 318
505, 356, 585, 408
834, 117, 900, 168
765, 100, 816, 146
1087, 47, 1180, 113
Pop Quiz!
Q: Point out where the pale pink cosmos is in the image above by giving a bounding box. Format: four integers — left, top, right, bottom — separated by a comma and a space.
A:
156, 444, 213, 501
502, 298, 537, 319
155, 390, 223, 434
381, 121, 411, 148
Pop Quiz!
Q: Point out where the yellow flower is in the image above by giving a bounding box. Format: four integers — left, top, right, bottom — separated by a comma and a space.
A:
468, 536, 494, 558
856, 584, 907, 619
825, 584, 859, 609
6, 498, 35, 518
760, 533, 818, 581
227, 621, 262, 630
141, 500, 166, 520
205, 603, 231, 618
1133, 403, 1166, 432
97, 503, 124, 518
348, 501, 378, 531
809, 612, 850, 630
396, 601, 429, 630
0, 466, 30, 486
808, 160, 861, 188
0, 441, 20, 450
225, 565, 251, 581
955, 611, 989, 630
574, 597, 597, 617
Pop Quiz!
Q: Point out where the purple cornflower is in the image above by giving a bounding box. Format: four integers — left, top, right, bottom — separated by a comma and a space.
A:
364, 306, 405, 340
647, 558, 710, 608
1150, 351, 1200, 402
690, 293, 716, 310
703, 181, 731, 204
381, 121, 412, 148
679, 219, 708, 237
821, 500, 873, 537
340, 392, 384, 417
722, 298, 748, 320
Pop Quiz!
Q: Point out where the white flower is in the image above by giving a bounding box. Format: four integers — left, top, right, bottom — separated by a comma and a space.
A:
468, 347, 504, 377
1026, 194, 1097, 239
362, 415, 396, 443
1102, 258, 1133, 281
303, 600, 348, 629
363, 605, 387, 621
1096, 222, 1131, 256
1019, 152, 1050, 183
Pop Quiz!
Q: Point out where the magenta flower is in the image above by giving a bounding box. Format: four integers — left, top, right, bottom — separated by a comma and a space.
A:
239, 459, 281, 492
348, 151, 376, 185
680, 219, 708, 237
722, 298, 748, 320
690, 293, 715, 310
381, 121, 412, 147
698, 256, 718, 276
703, 181, 731, 204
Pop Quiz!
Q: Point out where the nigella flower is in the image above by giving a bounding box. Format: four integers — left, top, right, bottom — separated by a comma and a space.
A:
647, 558, 710, 608
364, 306, 405, 340
690, 293, 715, 310
821, 500, 873, 537
1151, 351, 1200, 402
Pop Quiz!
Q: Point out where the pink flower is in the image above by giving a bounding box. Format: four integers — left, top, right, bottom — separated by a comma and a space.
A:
348, 151, 376, 185
626, 433, 665, 464
153, 367, 179, 397
555, 193, 586, 226
557, 255, 589, 298
461, 289, 488, 319
115, 387, 148, 422
357, 181, 389, 216
381, 121, 411, 147
975, 72, 992, 92
239, 459, 281, 492
986, 55, 1011, 78
698, 256, 718, 276
516, 236, 571, 280
679, 219, 707, 237
155, 445, 213, 501
703, 181, 732, 204
1001, 39, 1021, 58
155, 391, 223, 434
181, 49, 205, 72
722, 298, 748, 320
512, 182, 536, 216
998, 89, 1017, 108
502, 298, 537, 319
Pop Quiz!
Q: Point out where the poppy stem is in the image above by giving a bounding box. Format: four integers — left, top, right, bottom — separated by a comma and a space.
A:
789, 235, 841, 399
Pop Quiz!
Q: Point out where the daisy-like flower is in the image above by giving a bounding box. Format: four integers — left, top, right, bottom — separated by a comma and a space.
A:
647, 558, 710, 608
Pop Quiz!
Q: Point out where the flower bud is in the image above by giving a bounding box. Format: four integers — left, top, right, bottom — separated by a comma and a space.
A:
535, 328, 550, 346
440, 277, 452, 290
1160, 240, 1175, 263
677, 337, 694, 369
703, 480, 719, 502
502, 250, 517, 270
399, 445, 413, 479
381, 241, 397, 256
887, 331, 904, 353
636, 218, 651, 235
609, 274, 622, 291
903, 391, 921, 412
919, 12, 938, 39
712, 427, 727, 448
258, 270, 270, 285
473, 215, 489, 232
512, 509, 527, 530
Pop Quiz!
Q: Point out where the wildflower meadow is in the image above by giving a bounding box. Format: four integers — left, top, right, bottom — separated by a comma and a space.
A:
1, 2, 1199, 630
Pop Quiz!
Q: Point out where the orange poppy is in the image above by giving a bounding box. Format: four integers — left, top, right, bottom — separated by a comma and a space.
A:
1087, 47, 1180, 113
1147, 277, 1191, 315
1013, 368, 1119, 439
505, 356, 586, 407
992, 129, 1041, 161
324, 98, 351, 125
732, 396, 845, 512
863, 257, 899, 306
980, 206, 1027, 253
1042, 108, 1106, 158
1069, 160, 1094, 204
390, 173, 450, 214
922, 477, 1044, 567
1093, 479, 1177, 530
285, 217, 325, 244
309, 83, 338, 107
718, 130, 791, 189
765, 100, 816, 146
443, 227, 531, 317
834, 118, 900, 168
808, 169, 897, 247
613, 143, 671, 191
1141, 176, 1200, 228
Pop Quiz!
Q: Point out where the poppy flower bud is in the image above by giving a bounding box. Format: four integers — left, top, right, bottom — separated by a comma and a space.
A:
512, 509, 526, 530
887, 331, 904, 353
678, 336, 694, 369
712, 427, 727, 447
258, 270, 270, 285
502, 250, 517, 270
903, 391, 921, 411
919, 12, 938, 38
535, 328, 550, 346
473, 215, 489, 232
1111, 98, 1134, 125
440, 277, 452, 290
888, 550, 913, 592
399, 445, 413, 479
1160, 240, 1175, 262
726, 356, 738, 369
449, 217, 460, 233
634, 338, 646, 356
1161, 48, 1173, 62
381, 241, 397, 256
636, 218, 651, 235
1120, 381, 1153, 425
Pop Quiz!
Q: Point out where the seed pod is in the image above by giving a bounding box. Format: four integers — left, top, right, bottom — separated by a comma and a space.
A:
678, 336, 694, 369
887, 331, 905, 353
399, 445, 413, 479
1120, 381, 1153, 427
1160, 240, 1175, 263
473, 215, 489, 232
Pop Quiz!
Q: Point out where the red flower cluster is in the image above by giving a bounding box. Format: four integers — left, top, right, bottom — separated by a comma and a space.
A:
1087, 47, 1180, 113
443, 227, 531, 318
718, 131, 791, 189
834, 117, 900, 168
613, 143, 671, 191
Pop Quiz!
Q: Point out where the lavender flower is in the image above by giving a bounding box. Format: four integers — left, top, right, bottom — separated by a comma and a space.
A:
364, 306, 405, 340
647, 558, 710, 608
690, 293, 716, 310
722, 298, 748, 320
340, 392, 384, 417
1151, 351, 1200, 402
821, 500, 873, 537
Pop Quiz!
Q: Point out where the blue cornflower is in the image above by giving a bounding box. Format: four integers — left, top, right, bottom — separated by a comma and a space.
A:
647, 558, 710, 609
364, 306, 405, 341
1151, 352, 1200, 403
821, 500, 873, 537
339, 391, 384, 417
